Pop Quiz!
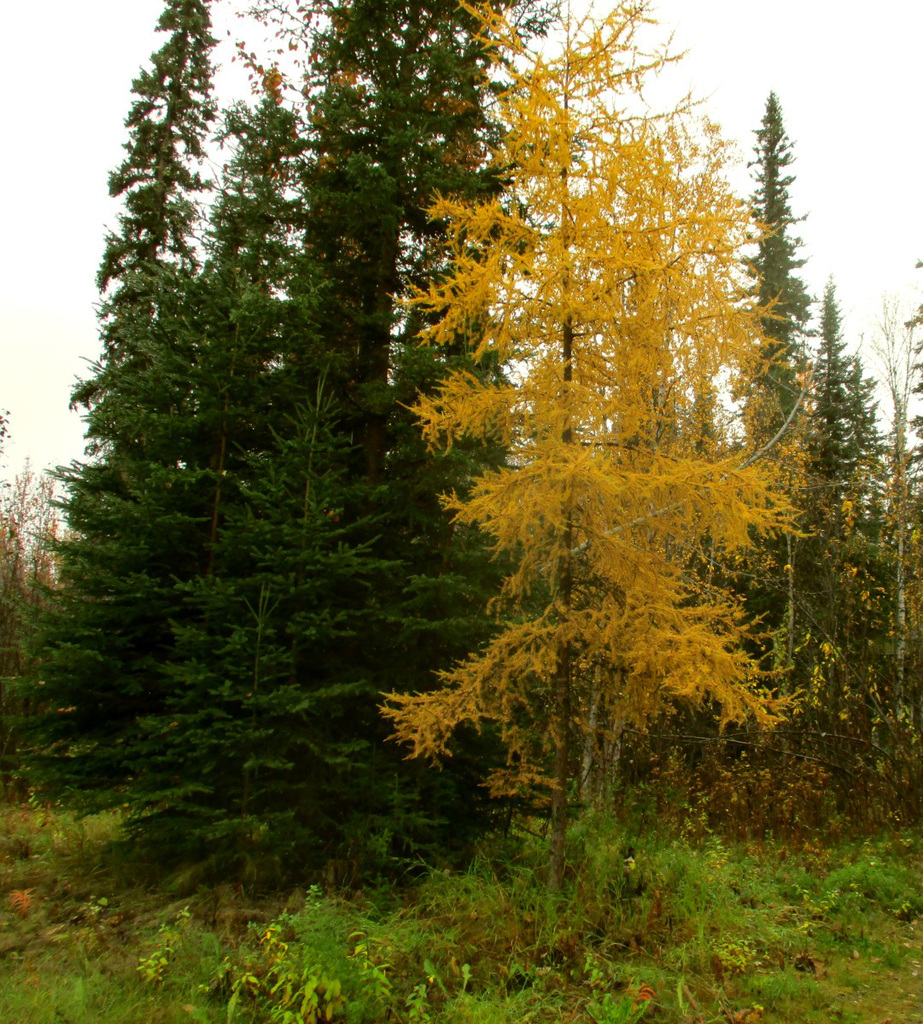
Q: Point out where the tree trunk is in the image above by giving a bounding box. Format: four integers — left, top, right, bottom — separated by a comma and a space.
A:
206, 338, 238, 575
895, 450, 907, 717
358, 230, 399, 485
549, 310, 575, 892
549, 641, 571, 891
580, 672, 601, 802
786, 531, 795, 671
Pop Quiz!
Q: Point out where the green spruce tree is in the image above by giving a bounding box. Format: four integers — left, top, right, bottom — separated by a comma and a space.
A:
796, 280, 885, 727
738, 93, 814, 680
247, 0, 546, 859
749, 92, 812, 428
31, 0, 535, 879
95, 0, 216, 363
810, 281, 854, 487
31, 0, 224, 829
292, 0, 544, 866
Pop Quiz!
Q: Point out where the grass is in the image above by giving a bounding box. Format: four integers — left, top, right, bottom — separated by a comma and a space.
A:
3, 800, 923, 1022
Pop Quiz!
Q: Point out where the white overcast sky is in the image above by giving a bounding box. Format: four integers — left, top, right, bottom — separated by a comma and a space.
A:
2, 0, 922, 482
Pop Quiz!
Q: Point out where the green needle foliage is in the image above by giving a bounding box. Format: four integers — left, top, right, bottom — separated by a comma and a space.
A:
792, 280, 888, 764
31, 0, 223, 817
808, 280, 882, 502
749, 91, 812, 427
95, 0, 217, 362
30, 0, 544, 880
736, 92, 814, 682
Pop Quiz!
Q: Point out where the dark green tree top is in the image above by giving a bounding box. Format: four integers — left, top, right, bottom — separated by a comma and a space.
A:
96, 0, 217, 335
807, 278, 881, 523
750, 91, 812, 416
811, 279, 852, 483
297, 0, 514, 483
844, 353, 881, 489
76, 0, 217, 415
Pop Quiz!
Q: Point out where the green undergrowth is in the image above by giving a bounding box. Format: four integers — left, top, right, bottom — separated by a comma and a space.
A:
3, 801, 923, 1023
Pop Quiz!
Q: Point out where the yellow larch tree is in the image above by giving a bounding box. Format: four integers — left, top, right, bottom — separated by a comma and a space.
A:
384, 1, 793, 888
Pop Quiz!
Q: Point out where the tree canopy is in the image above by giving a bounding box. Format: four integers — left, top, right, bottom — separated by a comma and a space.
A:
13, 0, 923, 886
384, 1, 793, 887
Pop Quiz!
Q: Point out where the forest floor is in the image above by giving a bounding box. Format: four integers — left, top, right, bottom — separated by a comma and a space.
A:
2, 801, 923, 1023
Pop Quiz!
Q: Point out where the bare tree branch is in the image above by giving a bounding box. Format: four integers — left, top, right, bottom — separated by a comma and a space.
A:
738, 371, 813, 471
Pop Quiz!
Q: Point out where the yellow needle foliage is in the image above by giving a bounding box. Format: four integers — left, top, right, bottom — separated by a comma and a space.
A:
384, 2, 792, 801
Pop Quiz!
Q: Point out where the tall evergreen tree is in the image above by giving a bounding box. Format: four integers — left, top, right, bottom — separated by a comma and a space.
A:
795, 280, 885, 725
31, 0, 538, 878
808, 280, 882, 516
33, 88, 376, 872
749, 92, 812, 427
257, 0, 547, 866
31, 0, 221, 810
810, 281, 854, 488
738, 93, 814, 679
259, 0, 554, 829
95, 0, 216, 362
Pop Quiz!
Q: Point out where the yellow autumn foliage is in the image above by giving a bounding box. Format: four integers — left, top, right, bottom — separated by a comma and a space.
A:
384, 2, 793, 802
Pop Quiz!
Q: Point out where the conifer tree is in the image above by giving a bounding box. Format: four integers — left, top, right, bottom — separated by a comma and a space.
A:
796, 280, 884, 725
811, 281, 854, 488
385, 2, 792, 889
31, 0, 530, 876
232, 0, 546, 856
807, 281, 882, 523
36, 83, 407, 872
740, 93, 813, 679
95, 0, 216, 364
30, 0, 220, 814
34, 90, 359, 869
749, 91, 812, 426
